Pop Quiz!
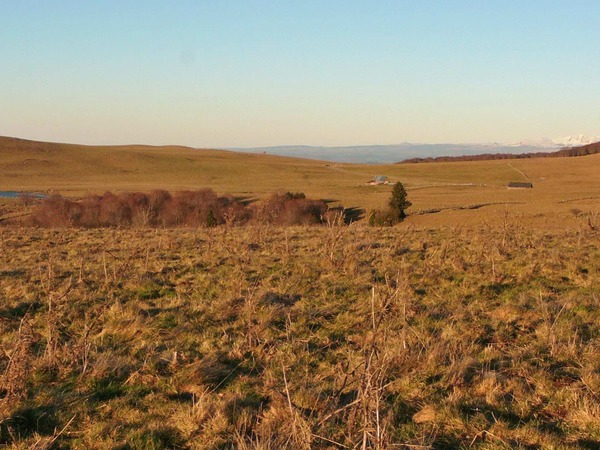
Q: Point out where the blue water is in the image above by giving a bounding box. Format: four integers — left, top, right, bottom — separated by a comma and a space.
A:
0, 191, 46, 199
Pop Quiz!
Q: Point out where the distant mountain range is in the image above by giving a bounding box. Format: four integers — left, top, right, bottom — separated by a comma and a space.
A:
229, 135, 600, 164
401, 140, 600, 164
512, 135, 600, 148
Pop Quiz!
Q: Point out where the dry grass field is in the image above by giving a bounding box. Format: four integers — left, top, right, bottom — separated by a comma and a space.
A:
1, 224, 599, 448
1, 137, 600, 448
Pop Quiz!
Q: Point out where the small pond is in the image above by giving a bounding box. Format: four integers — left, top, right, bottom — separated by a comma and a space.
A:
0, 191, 47, 199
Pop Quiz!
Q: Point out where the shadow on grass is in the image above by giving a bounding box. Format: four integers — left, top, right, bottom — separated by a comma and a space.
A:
459, 400, 566, 437
0, 301, 42, 319
576, 438, 600, 449
478, 282, 515, 296
0, 269, 26, 278
344, 206, 365, 224
326, 205, 365, 224
113, 426, 185, 450
193, 353, 260, 391
0, 405, 59, 444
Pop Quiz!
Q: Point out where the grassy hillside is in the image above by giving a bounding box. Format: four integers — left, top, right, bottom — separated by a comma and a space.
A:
1, 225, 599, 448
2, 136, 600, 228
0, 136, 340, 197
1, 137, 599, 447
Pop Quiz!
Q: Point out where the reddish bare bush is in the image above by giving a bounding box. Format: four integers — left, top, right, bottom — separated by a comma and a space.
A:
98, 192, 132, 226
160, 189, 226, 227
30, 195, 83, 227
222, 197, 253, 226
147, 190, 172, 226
123, 192, 151, 227
79, 195, 102, 227
255, 192, 328, 225
28, 189, 260, 228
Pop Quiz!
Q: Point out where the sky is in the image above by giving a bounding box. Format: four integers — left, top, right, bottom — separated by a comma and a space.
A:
2, 1, 600, 148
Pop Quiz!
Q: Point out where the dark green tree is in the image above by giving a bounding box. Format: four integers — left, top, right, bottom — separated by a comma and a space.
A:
389, 182, 411, 221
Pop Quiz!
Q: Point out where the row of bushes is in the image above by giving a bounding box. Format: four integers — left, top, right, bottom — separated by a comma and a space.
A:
27, 190, 330, 228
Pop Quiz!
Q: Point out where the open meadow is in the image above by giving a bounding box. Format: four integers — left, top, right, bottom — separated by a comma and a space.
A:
1, 224, 599, 448
1, 137, 600, 448
4, 1, 600, 448
2, 136, 600, 228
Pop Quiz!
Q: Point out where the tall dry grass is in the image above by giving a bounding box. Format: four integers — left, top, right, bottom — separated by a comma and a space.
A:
0, 222, 598, 448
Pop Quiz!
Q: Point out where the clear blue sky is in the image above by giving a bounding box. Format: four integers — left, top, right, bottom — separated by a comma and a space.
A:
2, 1, 599, 147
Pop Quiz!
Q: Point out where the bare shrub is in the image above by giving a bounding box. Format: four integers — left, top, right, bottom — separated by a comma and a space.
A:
368, 209, 397, 227
18, 193, 38, 207
28, 189, 259, 228
98, 192, 132, 226
146, 190, 172, 227
28, 190, 333, 228
161, 190, 202, 226
256, 192, 328, 225
79, 194, 102, 227
124, 192, 151, 226
30, 195, 83, 227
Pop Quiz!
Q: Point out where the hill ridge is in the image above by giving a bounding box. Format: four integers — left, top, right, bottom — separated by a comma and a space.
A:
399, 141, 600, 163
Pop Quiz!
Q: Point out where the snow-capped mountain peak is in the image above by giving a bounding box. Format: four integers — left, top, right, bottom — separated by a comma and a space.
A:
552, 135, 600, 147
511, 135, 600, 148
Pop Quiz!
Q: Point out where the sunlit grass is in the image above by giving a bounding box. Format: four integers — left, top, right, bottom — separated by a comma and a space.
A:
1, 223, 598, 448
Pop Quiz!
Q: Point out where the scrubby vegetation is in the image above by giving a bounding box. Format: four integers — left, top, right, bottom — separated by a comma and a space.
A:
257, 192, 329, 226
1, 223, 599, 448
24, 190, 330, 228
369, 182, 412, 226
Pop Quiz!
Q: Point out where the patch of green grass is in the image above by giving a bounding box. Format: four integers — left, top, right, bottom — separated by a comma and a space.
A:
118, 427, 184, 450
90, 377, 126, 402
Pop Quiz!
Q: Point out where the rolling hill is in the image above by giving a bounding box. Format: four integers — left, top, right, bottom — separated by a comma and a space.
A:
2, 136, 600, 228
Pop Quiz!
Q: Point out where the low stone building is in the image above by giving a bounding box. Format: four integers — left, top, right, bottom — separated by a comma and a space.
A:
507, 181, 533, 189
367, 175, 391, 186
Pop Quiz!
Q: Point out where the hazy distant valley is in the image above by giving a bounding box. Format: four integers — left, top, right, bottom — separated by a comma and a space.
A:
229, 135, 599, 163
